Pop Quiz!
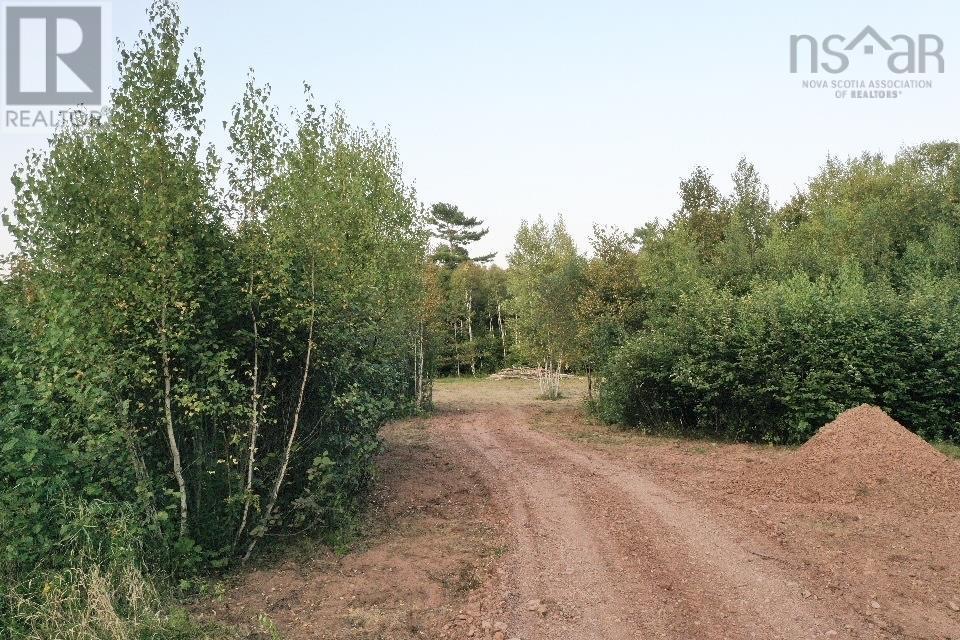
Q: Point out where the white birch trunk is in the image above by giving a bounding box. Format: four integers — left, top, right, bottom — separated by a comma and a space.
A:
497, 302, 506, 360
466, 290, 475, 376
243, 270, 317, 563
235, 284, 260, 548
160, 303, 189, 539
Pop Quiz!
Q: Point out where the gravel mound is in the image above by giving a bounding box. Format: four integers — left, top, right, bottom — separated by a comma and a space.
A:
768, 405, 960, 506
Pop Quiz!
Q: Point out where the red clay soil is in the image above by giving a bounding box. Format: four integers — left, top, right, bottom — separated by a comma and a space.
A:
754, 405, 960, 507
713, 405, 960, 639
532, 396, 960, 639
200, 383, 960, 640
194, 417, 510, 640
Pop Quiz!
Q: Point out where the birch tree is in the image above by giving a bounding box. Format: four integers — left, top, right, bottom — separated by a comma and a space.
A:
225, 74, 285, 549
508, 216, 585, 398
7, 0, 234, 543
1, 0, 430, 576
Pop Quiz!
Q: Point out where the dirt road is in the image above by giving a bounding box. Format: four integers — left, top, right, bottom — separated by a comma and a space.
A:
205, 378, 960, 640
453, 406, 853, 639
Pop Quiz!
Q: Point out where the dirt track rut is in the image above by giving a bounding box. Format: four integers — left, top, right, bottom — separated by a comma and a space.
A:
203, 383, 960, 639
448, 407, 858, 640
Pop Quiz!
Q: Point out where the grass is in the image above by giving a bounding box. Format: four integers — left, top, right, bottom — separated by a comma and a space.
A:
1, 502, 232, 640
527, 395, 792, 460
345, 605, 402, 637
433, 375, 588, 410
934, 441, 960, 459
528, 402, 712, 450
448, 561, 482, 595
385, 419, 430, 450
434, 375, 494, 386
3, 562, 229, 640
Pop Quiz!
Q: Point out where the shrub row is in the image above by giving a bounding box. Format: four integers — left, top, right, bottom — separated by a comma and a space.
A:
599, 270, 960, 444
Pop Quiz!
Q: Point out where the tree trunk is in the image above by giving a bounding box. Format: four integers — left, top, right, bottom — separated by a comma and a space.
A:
243, 270, 316, 563
536, 358, 562, 400
555, 360, 563, 399
413, 330, 420, 409
453, 320, 461, 377
466, 290, 475, 376
160, 303, 189, 539
119, 400, 157, 520
537, 360, 548, 397
413, 319, 427, 410
421, 327, 429, 408
235, 284, 260, 548
497, 302, 506, 361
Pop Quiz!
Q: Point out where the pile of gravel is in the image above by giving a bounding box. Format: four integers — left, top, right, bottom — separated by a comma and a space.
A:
768, 405, 959, 506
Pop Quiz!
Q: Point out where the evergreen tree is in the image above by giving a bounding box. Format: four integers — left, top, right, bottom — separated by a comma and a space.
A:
427, 202, 495, 268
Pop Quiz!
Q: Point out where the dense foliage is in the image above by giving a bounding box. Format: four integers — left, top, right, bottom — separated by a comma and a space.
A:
424, 204, 514, 377
0, 2, 428, 634
507, 217, 584, 398
591, 147, 960, 443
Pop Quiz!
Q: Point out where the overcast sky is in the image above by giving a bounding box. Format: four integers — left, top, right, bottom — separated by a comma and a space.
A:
2, 0, 959, 263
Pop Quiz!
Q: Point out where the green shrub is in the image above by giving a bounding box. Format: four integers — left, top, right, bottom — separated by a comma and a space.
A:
0, 502, 224, 640
1, 0, 428, 584
600, 269, 960, 444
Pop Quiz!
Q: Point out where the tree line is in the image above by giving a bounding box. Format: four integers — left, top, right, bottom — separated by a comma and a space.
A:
490, 149, 960, 445
403, 145, 960, 448
422, 204, 582, 401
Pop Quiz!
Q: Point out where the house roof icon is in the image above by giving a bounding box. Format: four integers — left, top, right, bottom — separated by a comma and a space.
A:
845, 26, 892, 54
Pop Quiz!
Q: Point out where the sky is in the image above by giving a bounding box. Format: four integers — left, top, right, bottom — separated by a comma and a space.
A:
2, 0, 959, 263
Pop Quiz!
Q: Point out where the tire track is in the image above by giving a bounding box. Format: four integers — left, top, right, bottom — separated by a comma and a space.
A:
457, 411, 646, 639
447, 407, 857, 639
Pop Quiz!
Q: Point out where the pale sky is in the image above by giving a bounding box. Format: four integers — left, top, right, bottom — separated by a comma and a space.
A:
2, 0, 959, 262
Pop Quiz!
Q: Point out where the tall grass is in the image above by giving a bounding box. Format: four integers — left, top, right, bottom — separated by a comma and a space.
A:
935, 441, 960, 459
1, 501, 222, 640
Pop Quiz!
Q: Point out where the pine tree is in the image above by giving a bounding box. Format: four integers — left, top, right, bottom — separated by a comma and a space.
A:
428, 202, 495, 268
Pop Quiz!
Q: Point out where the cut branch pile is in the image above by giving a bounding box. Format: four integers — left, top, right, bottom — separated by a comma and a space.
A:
489, 367, 575, 381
